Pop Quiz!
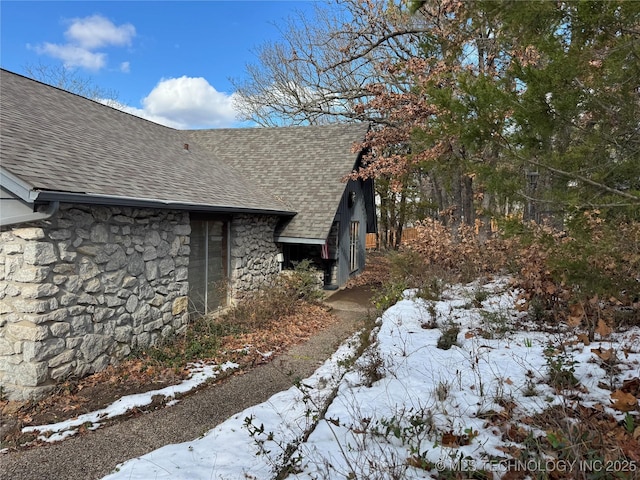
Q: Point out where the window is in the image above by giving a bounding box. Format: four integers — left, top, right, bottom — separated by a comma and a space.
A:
188, 219, 228, 314
349, 221, 359, 273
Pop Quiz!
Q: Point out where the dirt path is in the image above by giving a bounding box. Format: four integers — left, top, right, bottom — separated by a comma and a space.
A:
0, 287, 374, 480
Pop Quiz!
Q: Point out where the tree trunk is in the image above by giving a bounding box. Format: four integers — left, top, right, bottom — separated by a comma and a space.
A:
461, 173, 475, 228
394, 186, 408, 250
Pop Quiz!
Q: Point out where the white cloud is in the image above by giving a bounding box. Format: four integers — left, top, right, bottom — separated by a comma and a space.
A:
140, 76, 239, 128
100, 100, 185, 129
64, 14, 135, 49
35, 42, 106, 71
120, 61, 131, 73
33, 14, 135, 71
101, 76, 240, 129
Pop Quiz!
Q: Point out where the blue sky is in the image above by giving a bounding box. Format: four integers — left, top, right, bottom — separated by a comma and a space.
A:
1, 1, 318, 128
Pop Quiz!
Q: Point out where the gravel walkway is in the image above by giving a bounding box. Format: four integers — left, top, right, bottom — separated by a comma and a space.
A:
0, 287, 373, 480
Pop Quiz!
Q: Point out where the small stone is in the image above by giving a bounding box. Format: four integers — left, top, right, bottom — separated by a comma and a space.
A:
143, 318, 164, 332
23, 308, 69, 324
48, 349, 75, 368
13, 227, 45, 240
60, 293, 78, 306
78, 257, 100, 280
158, 258, 175, 276
142, 246, 157, 261
127, 252, 144, 276
93, 207, 112, 222
174, 224, 191, 235
105, 246, 127, 271
84, 277, 102, 293
92, 308, 114, 322
65, 275, 81, 293
145, 261, 158, 281
67, 208, 94, 227
23, 243, 57, 265
7, 321, 49, 341
49, 322, 71, 337
125, 295, 139, 313
23, 338, 65, 362
13, 298, 56, 314
77, 293, 98, 305
21, 283, 60, 299
90, 224, 110, 243
50, 363, 74, 381
106, 295, 125, 307
113, 215, 134, 224
3, 244, 23, 255
49, 229, 72, 240
114, 326, 133, 343
80, 334, 109, 363
13, 266, 50, 283
175, 267, 188, 281
172, 296, 188, 315
103, 270, 126, 294
144, 230, 162, 247
76, 245, 100, 256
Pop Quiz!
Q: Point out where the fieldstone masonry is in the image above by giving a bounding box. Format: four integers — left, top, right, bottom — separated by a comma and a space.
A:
0, 205, 285, 401
229, 214, 282, 297
0, 204, 192, 401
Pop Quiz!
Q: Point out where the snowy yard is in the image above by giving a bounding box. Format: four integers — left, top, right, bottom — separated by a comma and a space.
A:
24, 277, 640, 479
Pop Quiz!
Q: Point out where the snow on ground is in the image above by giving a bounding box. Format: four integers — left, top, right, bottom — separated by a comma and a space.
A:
22, 361, 239, 443
35, 277, 640, 479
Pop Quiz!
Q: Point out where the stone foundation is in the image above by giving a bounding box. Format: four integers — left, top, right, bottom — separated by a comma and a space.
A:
0, 204, 191, 401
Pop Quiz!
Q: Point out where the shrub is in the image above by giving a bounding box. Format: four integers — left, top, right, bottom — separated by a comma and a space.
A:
403, 218, 517, 283
373, 279, 409, 312
227, 260, 324, 329
544, 345, 579, 391
514, 212, 640, 328
144, 261, 325, 367
436, 323, 460, 350
144, 313, 245, 367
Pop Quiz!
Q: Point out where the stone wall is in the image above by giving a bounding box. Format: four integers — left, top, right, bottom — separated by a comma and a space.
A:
229, 214, 282, 298
0, 204, 191, 401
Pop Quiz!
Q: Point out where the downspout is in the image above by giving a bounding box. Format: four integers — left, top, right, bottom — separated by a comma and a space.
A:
0, 201, 60, 227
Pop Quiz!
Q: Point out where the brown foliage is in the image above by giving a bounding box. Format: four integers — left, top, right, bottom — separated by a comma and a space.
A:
400, 214, 639, 330
514, 215, 640, 328
403, 218, 516, 282
345, 251, 392, 288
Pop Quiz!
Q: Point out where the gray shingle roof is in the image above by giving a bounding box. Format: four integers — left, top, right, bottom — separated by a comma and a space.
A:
0, 69, 292, 215
1, 69, 369, 241
188, 123, 369, 241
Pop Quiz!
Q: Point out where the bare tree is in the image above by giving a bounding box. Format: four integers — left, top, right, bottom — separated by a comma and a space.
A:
24, 62, 120, 107
233, 0, 438, 248
232, 0, 430, 127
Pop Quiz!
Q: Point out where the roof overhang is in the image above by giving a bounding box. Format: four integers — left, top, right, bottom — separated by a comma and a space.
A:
275, 236, 326, 245
0, 168, 296, 217
0, 167, 38, 203
33, 190, 297, 217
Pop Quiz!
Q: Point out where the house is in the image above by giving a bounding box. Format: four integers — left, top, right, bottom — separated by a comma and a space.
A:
0, 69, 375, 401
188, 127, 377, 288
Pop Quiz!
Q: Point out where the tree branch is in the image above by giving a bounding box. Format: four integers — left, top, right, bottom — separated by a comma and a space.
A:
527, 158, 640, 202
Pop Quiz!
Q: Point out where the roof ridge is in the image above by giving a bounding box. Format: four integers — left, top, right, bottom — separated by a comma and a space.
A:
0, 68, 178, 131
